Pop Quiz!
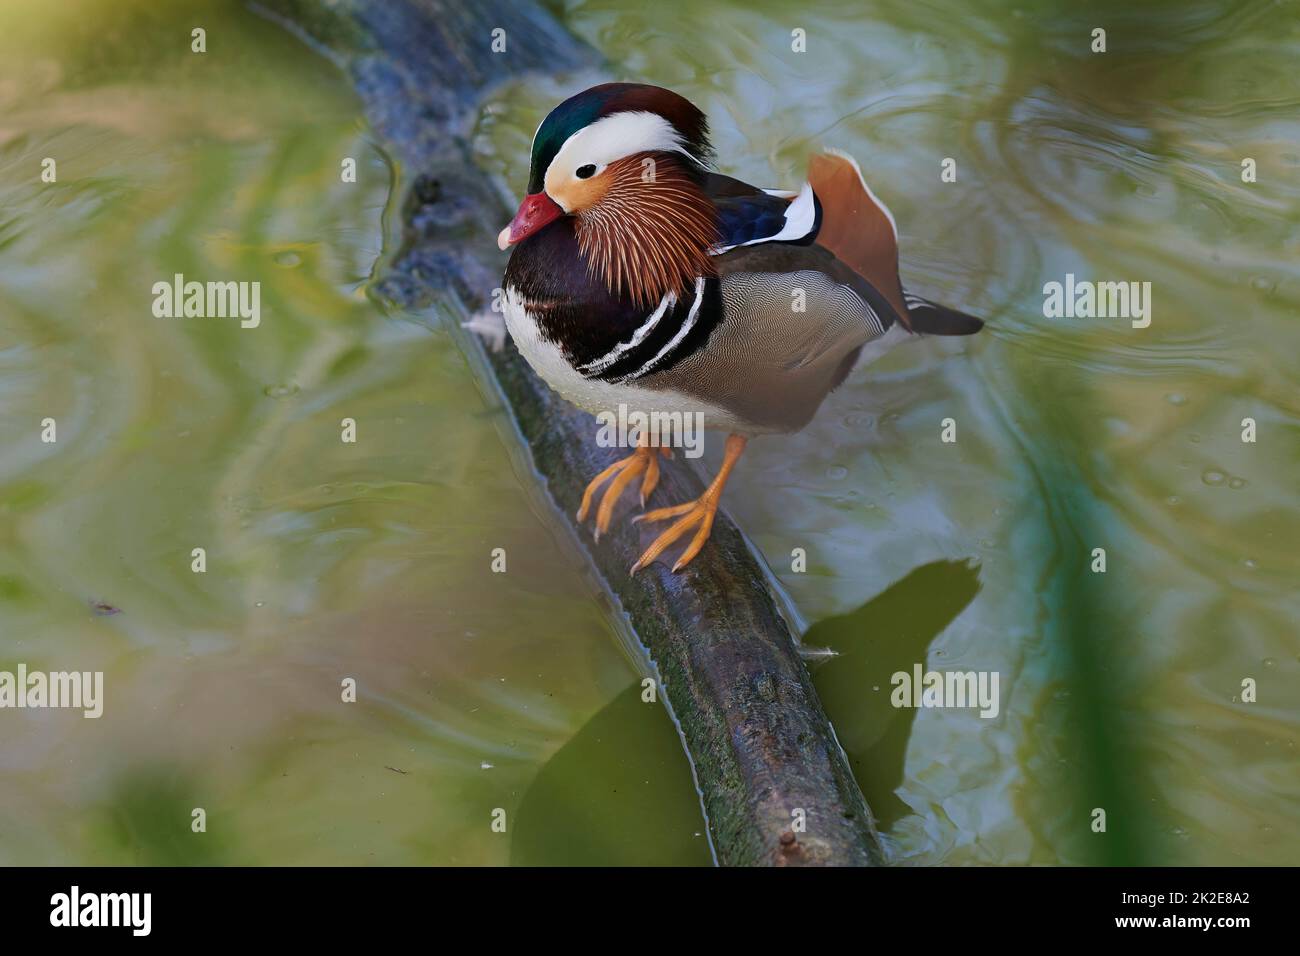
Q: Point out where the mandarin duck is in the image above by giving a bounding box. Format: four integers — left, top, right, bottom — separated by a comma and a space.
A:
496, 83, 984, 574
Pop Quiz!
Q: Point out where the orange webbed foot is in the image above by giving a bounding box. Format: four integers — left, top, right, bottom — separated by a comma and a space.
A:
629, 434, 747, 575
576, 444, 671, 539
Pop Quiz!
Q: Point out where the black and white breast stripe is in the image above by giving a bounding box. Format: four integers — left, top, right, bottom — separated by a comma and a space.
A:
575, 290, 679, 377
577, 277, 723, 384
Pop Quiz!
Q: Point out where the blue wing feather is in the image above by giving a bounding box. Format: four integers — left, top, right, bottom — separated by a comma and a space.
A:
704, 172, 821, 250
715, 195, 792, 247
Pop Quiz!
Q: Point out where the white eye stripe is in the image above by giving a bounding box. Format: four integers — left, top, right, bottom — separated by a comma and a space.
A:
544, 111, 701, 198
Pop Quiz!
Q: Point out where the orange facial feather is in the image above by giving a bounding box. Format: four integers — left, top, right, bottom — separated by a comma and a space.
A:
575, 154, 719, 309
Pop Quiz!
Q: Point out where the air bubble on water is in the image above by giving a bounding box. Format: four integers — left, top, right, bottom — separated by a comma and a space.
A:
1263, 657, 1277, 668
827, 465, 848, 480
263, 383, 299, 398
480, 761, 494, 770
1242, 558, 1258, 570
1166, 495, 1181, 506
1228, 476, 1247, 489
1201, 469, 1226, 486
274, 250, 302, 268
1164, 392, 1188, 406
255, 601, 264, 607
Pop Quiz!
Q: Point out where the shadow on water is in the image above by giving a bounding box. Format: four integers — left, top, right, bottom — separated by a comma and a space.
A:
510, 684, 714, 867
88, 768, 232, 866
808, 560, 983, 829
511, 560, 982, 862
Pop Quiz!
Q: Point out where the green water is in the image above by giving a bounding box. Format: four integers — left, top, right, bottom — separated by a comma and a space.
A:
1, 0, 1296, 865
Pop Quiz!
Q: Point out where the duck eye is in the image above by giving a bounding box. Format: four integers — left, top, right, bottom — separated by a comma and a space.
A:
576, 164, 597, 179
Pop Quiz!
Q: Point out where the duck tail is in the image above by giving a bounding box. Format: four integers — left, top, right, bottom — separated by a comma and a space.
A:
902, 291, 984, 335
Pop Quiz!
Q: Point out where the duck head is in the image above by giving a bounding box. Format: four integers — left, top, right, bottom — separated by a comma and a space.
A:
498, 83, 720, 307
